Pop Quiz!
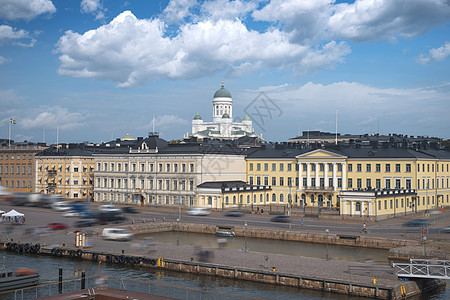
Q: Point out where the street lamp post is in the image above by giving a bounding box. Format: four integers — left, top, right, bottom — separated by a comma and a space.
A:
176, 218, 180, 246
325, 228, 329, 261
288, 183, 292, 230
244, 222, 248, 252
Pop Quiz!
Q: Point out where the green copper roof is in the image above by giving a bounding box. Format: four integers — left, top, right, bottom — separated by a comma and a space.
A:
193, 112, 202, 120
214, 83, 232, 98
243, 113, 251, 121
222, 113, 230, 118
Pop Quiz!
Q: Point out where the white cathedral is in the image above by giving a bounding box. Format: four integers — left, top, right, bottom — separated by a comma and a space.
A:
188, 83, 259, 140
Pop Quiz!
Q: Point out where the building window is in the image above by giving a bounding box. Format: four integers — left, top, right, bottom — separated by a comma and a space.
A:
337, 178, 342, 188
257, 176, 261, 186
279, 194, 284, 203
357, 178, 362, 188
366, 178, 371, 189
406, 164, 411, 173
338, 164, 342, 172
288, 164, 292, 172
320, 164, 324, 172
264, 163, 268, 171
279, 163, 284, 171
395, 179, 401, 189
189, 163, 194, 172
376, 164, 381, 172
311, 164, 315, 172
311, 178, 316, 187
272, 163, 276, 171
287, 177, 292, 187
357, 164, 362, 172
385, 164, 390, 172
385, 179, 391, 189
272, 193, 276, 202
279, 177, 284, 186
348, 178, 353, 188
303, 177, 307, 187
329, 178, 333, 187
366, 164, 371, 172
376, 179, 381, 189
348, 164, 352, 172
249, 163, 253, 171
149, 163, 153, 172
395, 164, 401, 173
166, 163, 170, 172
302, 164, 307, 171
272, 177, 276, 186
249, 177, 254, 185
264, 176, 269, 185
141, 163, 145, 172
257, 163, 261, 171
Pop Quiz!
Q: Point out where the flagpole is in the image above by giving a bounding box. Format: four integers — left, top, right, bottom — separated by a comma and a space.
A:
8, 121, 11, 147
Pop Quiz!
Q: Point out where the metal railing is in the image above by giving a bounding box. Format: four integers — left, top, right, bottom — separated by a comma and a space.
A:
393, 259, 450, 279
0, 275, 263, 300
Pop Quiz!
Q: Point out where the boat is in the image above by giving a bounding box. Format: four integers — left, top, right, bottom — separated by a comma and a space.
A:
0, 268, 40, 292
215, 226, 235, 237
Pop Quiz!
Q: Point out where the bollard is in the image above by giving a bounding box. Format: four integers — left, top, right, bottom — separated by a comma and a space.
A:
264, 256, 268, 269
58, 267, 63, 294
81, 271, 86, 289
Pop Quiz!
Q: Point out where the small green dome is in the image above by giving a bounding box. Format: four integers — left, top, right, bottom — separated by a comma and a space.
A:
222, 113, 230, 118
193, 112, 202, 120
243, 113, 251, 121
214, 82, 232, 98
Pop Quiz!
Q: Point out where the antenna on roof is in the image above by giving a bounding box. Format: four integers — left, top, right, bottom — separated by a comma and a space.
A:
152, 115, 155, 133
335, 109, 338, 145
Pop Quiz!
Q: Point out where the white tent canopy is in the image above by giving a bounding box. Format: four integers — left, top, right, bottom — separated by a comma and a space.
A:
0, 210, 4, 214
2, 209, 24, 217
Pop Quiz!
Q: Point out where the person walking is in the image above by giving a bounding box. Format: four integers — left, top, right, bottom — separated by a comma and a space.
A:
362, 223, 368, 233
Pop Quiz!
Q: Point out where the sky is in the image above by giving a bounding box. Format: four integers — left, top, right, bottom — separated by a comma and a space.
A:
0, 0, 449, 144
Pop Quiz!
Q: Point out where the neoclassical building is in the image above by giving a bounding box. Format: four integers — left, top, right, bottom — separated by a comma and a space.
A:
190, 83, 259, 140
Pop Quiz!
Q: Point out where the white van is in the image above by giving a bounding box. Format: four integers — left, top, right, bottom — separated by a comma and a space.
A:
102, 228, 133, 241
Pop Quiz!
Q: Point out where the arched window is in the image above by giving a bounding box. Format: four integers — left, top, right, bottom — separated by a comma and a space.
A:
318, 194, 324, 206
288, 194, 292, 203
310, 194, 315, 203
279, 194, 284, 203
301, 194, 306, 205
240, 195, 243, 204
260, 194, 263, 203
233, 195, 236, 204
247, 195, 250, 204
266, 193, 269, 202
327, 195, 332, 208
225, 196, 229, 205
272, 193, 276, 202
253, 194, 257, 203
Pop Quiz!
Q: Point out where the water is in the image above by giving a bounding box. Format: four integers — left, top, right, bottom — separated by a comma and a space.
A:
0, 252, 447, 300
138, 231, 390, 265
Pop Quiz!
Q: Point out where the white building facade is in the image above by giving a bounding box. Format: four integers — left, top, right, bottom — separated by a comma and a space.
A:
190, 83, 259, 140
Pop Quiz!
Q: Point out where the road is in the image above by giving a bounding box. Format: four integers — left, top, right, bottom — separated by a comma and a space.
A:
1, 200, 449, 242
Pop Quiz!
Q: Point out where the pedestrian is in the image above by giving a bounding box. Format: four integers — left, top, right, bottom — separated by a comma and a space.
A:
362, 223, 367, 233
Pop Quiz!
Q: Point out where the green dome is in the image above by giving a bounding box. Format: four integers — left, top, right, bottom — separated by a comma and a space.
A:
243, 113, 251, 121
193, 112, 202, 120
222, 113, 230, 118
214, 83, 232, 98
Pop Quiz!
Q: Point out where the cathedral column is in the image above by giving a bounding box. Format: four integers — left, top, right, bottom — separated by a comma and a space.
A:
324, 163, 328, 188
306, 163, 311, 188
315, 163, 319, 187
342, 162, 347, 190
332, 163, 337, 191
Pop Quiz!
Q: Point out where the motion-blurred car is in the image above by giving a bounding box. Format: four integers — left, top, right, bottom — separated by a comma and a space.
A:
48, 222, 68, 230
78, 211, 99, 219
99, 205, 121, 213
51, 202, 72, 212
224, 210, 244, 217
74, 219, 96, 228
187, 207, 211, 216
102, 228, 133, 241
402, 219, 430, 227
270, 215, 291, 223
122, 206, 139, 214
62, 211, 80, 217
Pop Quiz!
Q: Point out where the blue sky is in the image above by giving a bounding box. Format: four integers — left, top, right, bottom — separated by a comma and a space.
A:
0, 0, 449, 144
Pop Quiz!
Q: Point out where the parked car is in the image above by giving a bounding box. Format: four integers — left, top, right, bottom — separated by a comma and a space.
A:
51, 202, 72, 212
48, 222, 69, 230
443, 226, 450, 233
402, 219, 430, 227
187, 207, 211, 216
270, 215, 291, 223
98, 212, 126, 224
224, 210, 244, 217
74, 219, 96, 228
102, 228, 133, 241
122, 206, 139, 214
99, 205, 121, 213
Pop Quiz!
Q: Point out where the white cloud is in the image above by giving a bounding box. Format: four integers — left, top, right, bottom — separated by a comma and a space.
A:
0, 56, 6, 64
0, 0, 56, 21
56, 11, 350, 87
416, 41, 450, 65
163, 0, 197, 23
243, 81, 450, 136
80, 0, 106, 20
21, 106, 87, 130
154, 114, 189, 130
201, 0, 258, 21
0, 25, 35, 47
328, 0, 450, 42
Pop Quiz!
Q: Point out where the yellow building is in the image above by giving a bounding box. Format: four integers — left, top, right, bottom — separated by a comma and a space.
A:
246, 146, 450, 219
34, 144, 94, 200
